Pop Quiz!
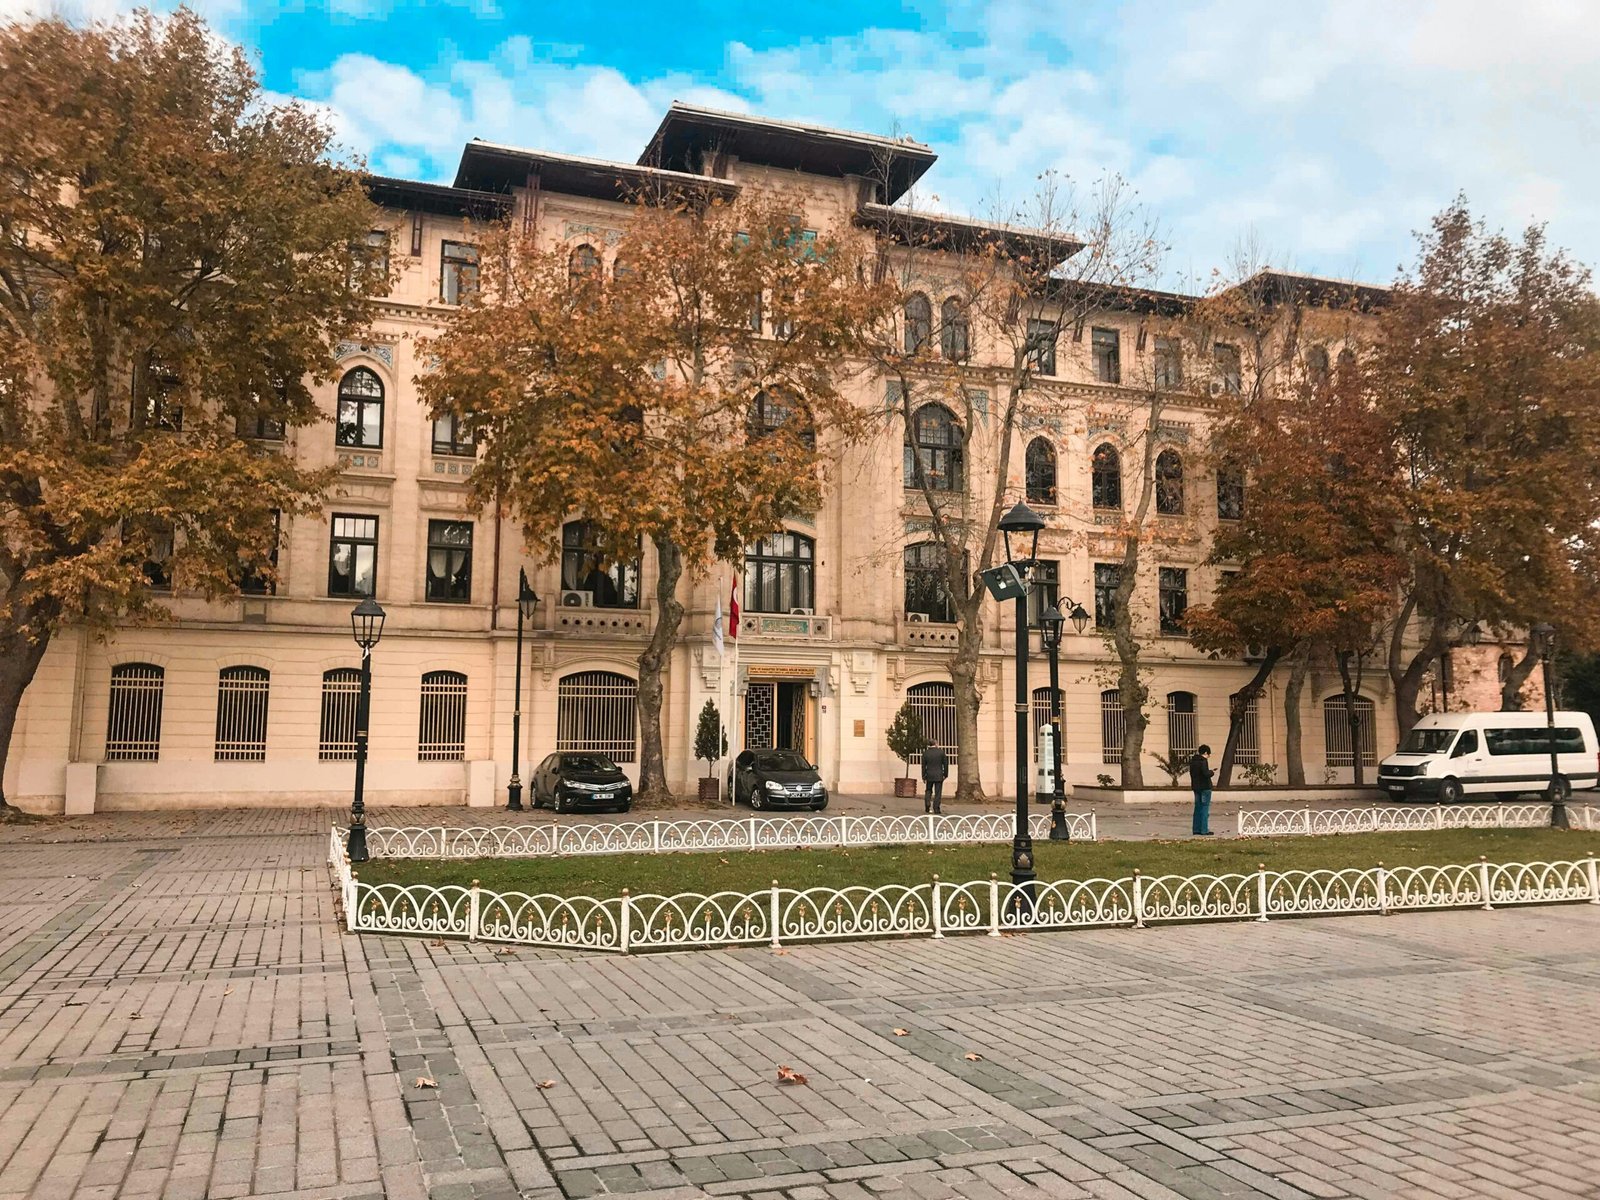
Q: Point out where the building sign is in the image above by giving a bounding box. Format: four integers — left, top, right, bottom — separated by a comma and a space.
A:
746, 664, 816, 680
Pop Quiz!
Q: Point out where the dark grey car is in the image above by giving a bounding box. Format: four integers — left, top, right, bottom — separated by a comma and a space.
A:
531, 752, 633, 813
728, 749, 828, 811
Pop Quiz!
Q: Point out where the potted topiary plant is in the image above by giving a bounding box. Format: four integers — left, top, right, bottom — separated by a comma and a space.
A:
694, 699, 724, 802
886, 701, 927, 798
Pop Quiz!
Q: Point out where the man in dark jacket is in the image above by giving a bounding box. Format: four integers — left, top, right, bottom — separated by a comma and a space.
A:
1189, 744, 1214, 836
921, 744, 949, 814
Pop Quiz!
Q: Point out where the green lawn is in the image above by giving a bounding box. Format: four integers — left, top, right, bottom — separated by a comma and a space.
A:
356, 827, 1599, 899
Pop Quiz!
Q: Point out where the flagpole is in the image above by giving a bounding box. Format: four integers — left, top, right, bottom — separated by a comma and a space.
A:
728, 576, 741, 805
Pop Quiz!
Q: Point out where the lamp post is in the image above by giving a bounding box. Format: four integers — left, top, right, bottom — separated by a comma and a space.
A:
997, 501, 1045, 893
1530, 622, 1568, 829
346, 596, 386, 864
1038, 601, 1091, 841
506, 569, 541, 811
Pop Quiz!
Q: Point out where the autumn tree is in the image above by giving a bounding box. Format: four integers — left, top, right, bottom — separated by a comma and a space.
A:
0, 9, 380, 816
421, 193, 891, 802
1372, 199, 1600, 736
869, 175, 1160, 797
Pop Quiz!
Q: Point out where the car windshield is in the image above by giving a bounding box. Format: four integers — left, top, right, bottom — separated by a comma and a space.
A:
561, 754, 617, 772
755, 751, 812, 772
1399, 728, 1457, 755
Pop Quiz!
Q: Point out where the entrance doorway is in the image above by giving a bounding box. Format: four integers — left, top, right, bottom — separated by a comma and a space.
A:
744, 680, 814, 760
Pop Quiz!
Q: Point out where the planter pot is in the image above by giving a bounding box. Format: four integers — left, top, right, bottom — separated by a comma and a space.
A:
698, 777, 720, 802
893, 777, 919, 798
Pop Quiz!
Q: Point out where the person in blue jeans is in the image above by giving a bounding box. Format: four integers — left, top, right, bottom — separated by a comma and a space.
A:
1189, 744, 1214, 836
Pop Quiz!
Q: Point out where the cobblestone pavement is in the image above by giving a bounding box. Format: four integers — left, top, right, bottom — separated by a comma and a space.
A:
3, 822, 1600, 1199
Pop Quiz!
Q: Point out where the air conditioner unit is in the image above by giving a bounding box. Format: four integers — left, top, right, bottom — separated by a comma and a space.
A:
906, 612, 930, 623
1208, 380, 1223, 396
789, 607, 814, 616
560, 589, 594, 608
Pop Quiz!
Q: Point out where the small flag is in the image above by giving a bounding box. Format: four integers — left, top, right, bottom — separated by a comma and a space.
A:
729, 579, 740, 641
712, 592, 724, 658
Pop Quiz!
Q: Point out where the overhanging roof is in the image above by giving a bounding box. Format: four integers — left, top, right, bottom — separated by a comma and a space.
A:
364, 175, 512, 218
453, 140, 740, 203
855, 203, 1083, 268
639, 103, 936, 205
1226, 269, 1390, 311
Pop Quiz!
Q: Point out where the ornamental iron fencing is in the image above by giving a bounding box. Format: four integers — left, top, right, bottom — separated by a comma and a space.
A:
1237, 803, 1598, 837
328, 828, 1600, 955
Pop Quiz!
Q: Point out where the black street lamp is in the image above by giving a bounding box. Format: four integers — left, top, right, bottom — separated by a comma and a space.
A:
1530, 622, 1568, 829
347, 595, 386, 864
1038, 601, 1090, 841
998, 501, 1045, 892
506, 569, 541, 811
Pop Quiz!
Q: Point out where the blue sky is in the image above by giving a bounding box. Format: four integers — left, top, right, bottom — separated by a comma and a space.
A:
11, 0, 1600, 288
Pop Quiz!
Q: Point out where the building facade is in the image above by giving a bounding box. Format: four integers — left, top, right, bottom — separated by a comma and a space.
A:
6, 105, 1517, 813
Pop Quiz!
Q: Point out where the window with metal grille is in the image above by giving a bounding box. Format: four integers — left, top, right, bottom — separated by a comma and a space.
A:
568, 243, 600, 284
1167, 691, 1197, 762
1159, 566, 1188, 635
215, 666, 269, 761
904, 541, 957, 623
1092, 328, 1121, 383
319, 668, 361, 761
442, 240, 478, 303
904, 403, 963, 492
1154, 336, 1183, 388
743, 531, 814, 613
106, 663, 164, 762
1032, 686, 1064, 765
1100, 689, 1125, 765
335, 367, 384, 449
425, 520, 473, 604
1091, 443, 1121, 509
1323, 694, 1377, 767
419, 670, 467, 761
1156, 450, 1185, 515
907, 681, 958, 764
557, 671, 637, 762
1094, 562, 1121, 630
1025, 438, 1057, 505
1235, 694, 1261, 765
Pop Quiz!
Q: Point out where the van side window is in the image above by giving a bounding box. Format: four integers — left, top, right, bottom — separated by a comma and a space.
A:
1485, 726, 1585, 755
1451, 730, 1478, 758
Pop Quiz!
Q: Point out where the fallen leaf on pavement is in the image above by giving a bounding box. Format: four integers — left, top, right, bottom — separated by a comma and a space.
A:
772, 948, 789, 956
492, 947, 516, 956
413, 1077, 437, 1089
537, 1080, 557, 1090
964, 1053, 983, 1062
892, 1028, 910, 1037
429, 940, 445, 947
223, 988, 233, 996
776, 1065, 808, 1086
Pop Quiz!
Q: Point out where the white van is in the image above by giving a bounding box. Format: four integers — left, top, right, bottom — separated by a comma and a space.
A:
1377, 710, 1599, 804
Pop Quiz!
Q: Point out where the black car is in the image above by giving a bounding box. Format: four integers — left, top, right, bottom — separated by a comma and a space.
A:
531, 753, 634, 813
728, 749, 829, 811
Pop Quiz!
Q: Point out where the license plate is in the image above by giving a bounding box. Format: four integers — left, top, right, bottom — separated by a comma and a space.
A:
1384, 784, 1404, 793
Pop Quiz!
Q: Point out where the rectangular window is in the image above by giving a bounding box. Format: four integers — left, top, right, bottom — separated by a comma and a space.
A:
1235, 695, 1261, 766
1092, 328, 1121, 383
239, 510, 281, 596
419, 671, 467, 761
1027, 560, 1059, 627
1094, 562, 1121, 630
441, 241, 478, 304
1214, 343, 1241, 393
1027, 319, 1058, 376
214, 667, 270, 762
328, 513, 378, 598
1324, 697, 1377, 767
366, 229, 389, 278
1158, 566, 1188, 636
425, 520, 473, 603
1154, 337, 1183, 389
1217, 470, 1245, 522
431, 412, 475, 456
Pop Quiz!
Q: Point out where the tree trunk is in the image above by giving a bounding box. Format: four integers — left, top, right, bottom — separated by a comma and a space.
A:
949, 611, 984, 802
1500, 644, 1539, 710
635, 535, 685, 804
1216, 648, 1282, 787
1283, 654, 1309, 786
0, 625, 50, 816
1387, 599, 1444, 739
1336, 650, 1368, 787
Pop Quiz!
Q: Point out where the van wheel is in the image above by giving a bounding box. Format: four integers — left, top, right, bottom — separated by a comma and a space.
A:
1438, 778, 1464, 805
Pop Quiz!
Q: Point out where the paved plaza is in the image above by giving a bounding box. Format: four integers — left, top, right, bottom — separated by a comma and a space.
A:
2, 809, 1599, 1200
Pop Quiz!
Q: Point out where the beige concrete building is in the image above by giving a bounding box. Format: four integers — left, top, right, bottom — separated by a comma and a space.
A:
7, 105, 1518, 814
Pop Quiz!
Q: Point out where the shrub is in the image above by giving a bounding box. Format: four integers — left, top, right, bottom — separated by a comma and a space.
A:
1241, 762, 1278, 786
694, 700, 724, 778
885, 702, 927, 779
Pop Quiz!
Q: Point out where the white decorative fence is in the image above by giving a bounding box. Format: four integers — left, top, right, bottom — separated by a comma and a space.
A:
1237, 803, 1600, 837
328, 831, 1600, 954
344, 811, 1096, 859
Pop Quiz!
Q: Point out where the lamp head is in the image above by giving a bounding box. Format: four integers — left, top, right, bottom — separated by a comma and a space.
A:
1531, 621, 1555, 653
517, 567, 541, 622
998, 500, 1045, 565
1038, 603, 1064, 650
351, 596, 386, 650
1461, 621, 1483, 647
1068, 602, 1091, 635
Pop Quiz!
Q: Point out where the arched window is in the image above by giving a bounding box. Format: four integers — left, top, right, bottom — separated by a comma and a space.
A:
1092, 443, 1122, 510
1497, 652, 1515, 684
557, 670, 637, 762
904, 541, 956, 623
319, 668, 360, 761
940, 297, 969, 361
561, 520, 640, 609
1155, 449, 1185, 515
904, 293, 932, 353
747, 389, 814, 446
1032, 686, 1064, 767
215, 666, 269, 762
419, 670, 467, 761
1167, 691, 1197, 762
1025, 438, 1057, 505
106, 663, 164, 762
568, 243, 600, 284
1100, 688, 1125, 765
611, 254, 632, 280
1305, 344, 1330, 388
744, 531, 814, 613
907, 681, 957, 764
904, 403, 962, 492
1322, 694, 1376, 767
1216, 467, 1245, 522
335, 367, 383, 449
